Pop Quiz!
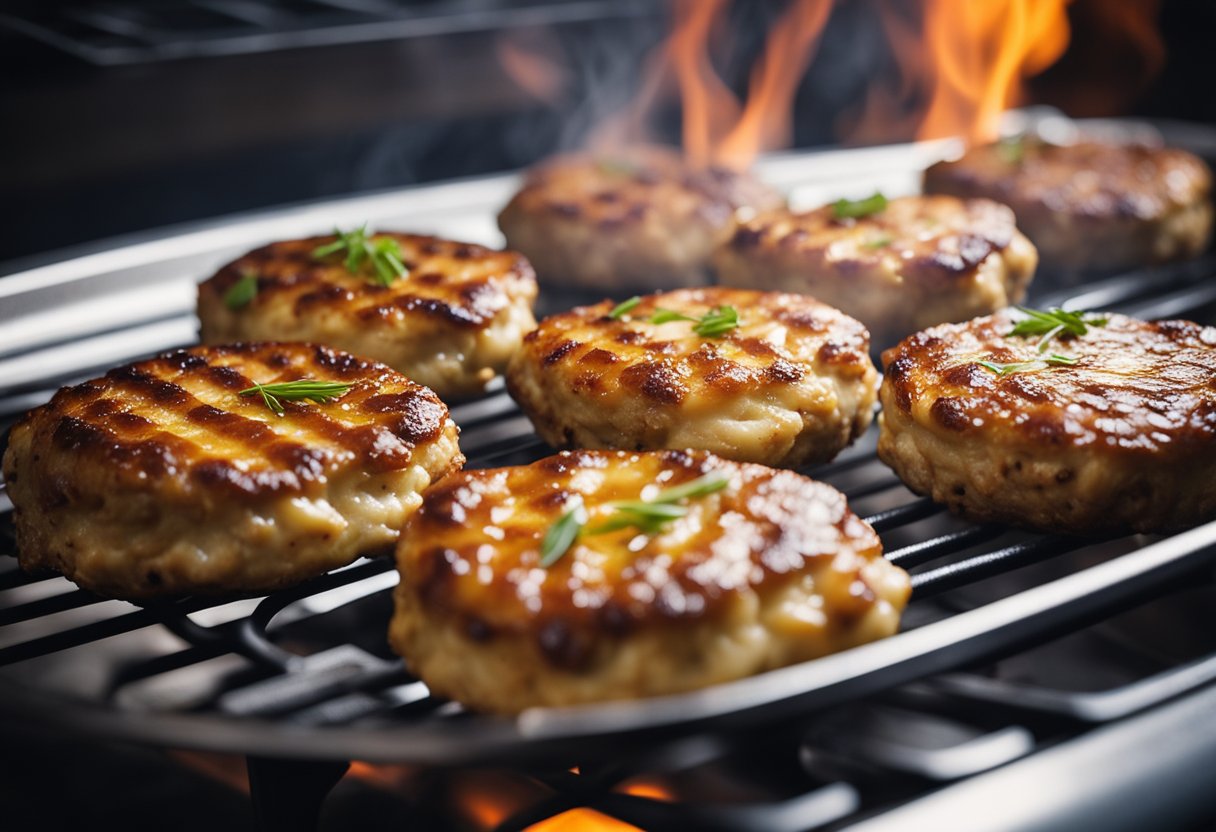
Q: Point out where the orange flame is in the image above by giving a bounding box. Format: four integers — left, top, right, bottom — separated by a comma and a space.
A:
662, 0, 1072, 162
667, 0, 1080, 154
716, 0, 834, 168
167, 750, 250, 795
667, 0, 833, 168
497, 0, 1165, 165
348, 762, 674, 832
496, 29, 572, 106
866, 0, 1073, 142
524, 780, 674, 832
668, 0, 741, 167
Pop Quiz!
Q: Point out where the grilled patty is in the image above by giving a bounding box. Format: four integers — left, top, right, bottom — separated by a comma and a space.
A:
506, 288, 878, 469
2, 343, 464, 599
923, 139, 1213, 272
878, 311, 1216, 534
714, 195, 1038, 347
389, 449, 911, 713
197, 233, 538, 400
497, 146, 784, 291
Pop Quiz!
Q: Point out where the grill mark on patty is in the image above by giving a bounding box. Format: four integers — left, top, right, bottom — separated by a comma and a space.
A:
883, 312, 1216, 453
353, 294, 473, 326
82, 360, 349, 488
51, 414, 187, 480
399, 451, 890, 633
204, 234, 531, 329
36, 344, 449, 494
543, 340, 580, 366
619, 360, 688, 405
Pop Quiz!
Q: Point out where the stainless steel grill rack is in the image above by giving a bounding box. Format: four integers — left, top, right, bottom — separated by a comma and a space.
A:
0, 0, 657, 65
3, 131, 1216, 831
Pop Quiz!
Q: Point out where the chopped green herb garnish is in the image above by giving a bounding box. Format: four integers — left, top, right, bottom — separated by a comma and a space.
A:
312, 225, 408, 286
691, 306, 740, 337
589, 501, 689, 535
649, 305, 741, 338
863, 235, 893, 250
1009, 306, 1109, 353
238, 379, 353, 416
997, 135, 1026, 165
977, 354, 1078, 376
597, 158, 637, 176
540, 471, 732, 566
539, 499, 587, 567
609, 296, 642, 319
647, 470, 732, 503
223, 272, 259, 309
650, 309, 695, 324
833, 192, 888, 219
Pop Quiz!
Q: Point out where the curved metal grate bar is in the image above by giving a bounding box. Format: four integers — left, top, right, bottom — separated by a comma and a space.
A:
885, 526, 1004, 569
909, 536, 1085, 598
865, 498, 943, 533
0, 586, 105, 627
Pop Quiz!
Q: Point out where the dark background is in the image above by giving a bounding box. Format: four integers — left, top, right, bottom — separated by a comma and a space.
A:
2, 0, 1214, 267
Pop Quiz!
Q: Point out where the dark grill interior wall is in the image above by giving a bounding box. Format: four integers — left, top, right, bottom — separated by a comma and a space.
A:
1, 0, 1212, 265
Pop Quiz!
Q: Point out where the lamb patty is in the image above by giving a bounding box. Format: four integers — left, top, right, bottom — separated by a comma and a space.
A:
2, 342, 464, 599
923, 139, 1212, 272
506, 287, 877, 469
197, 232, 537, 400
714, 194, 1038, 347
497, 146, 784, 291
389, 449, 910, 713
878, 310, 1216, 534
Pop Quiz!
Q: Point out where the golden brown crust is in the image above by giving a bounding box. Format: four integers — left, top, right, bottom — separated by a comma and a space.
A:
505, 288, 877, 468
878, 311, 1216, 534
2, 343, 465, 598
15, 342, 449, 498
924, 140, 1213, 271
714, 195, 1038, 345
390, 450, 910, 711
497, 146, 784, 290
197, 234, 538, 399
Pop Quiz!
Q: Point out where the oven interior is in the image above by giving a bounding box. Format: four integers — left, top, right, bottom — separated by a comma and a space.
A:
3, 122, 1216, 831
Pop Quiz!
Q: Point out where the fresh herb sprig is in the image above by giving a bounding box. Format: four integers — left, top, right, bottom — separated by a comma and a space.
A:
609, 296, 741, 337
996, 135, 1026, 165
312, 225, 408, 286
609, 296, 642, 319
833, 191, 888, 219
649, 305, 741, 337
1008, 306, 1109, 353
540, 500, 587, 567
539, 471, 732, 567
977, 354, 1078, 377
597, 158, 638, 177
239, 379, 353, 416
223, 271, 259, 309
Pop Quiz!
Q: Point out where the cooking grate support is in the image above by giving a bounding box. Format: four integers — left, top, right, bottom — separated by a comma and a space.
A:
0, 0, 660, 65
3, 129, 1216, 830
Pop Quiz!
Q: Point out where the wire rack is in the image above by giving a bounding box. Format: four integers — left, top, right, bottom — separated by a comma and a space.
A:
0, 0, 657, 65
3, 134, 1216, 831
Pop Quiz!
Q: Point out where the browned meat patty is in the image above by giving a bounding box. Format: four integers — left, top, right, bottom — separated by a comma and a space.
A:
389, 449, 911, 713
505, 287, 877, 469
197, 232, 537, 400
714, 194, 1038, 347
878, 309, 1216, 534
923, 139, 1213, 272
2, 343, 464, 599
497, 146, 785, 291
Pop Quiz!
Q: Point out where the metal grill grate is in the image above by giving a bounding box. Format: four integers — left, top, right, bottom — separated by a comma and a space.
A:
0, 0, 658, 65
3, 133, 1216, 830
